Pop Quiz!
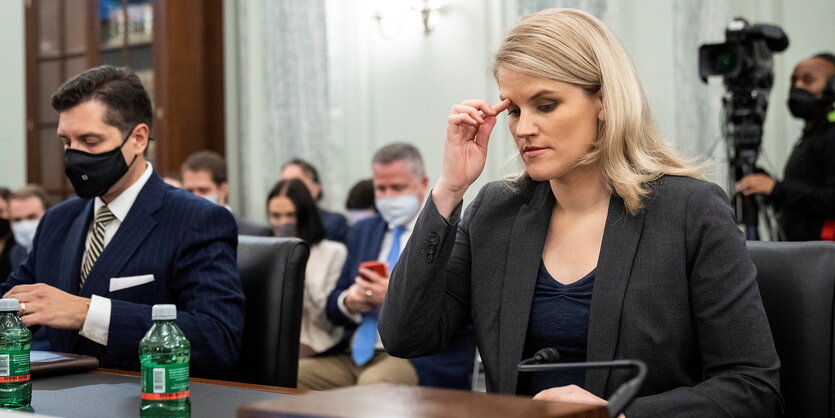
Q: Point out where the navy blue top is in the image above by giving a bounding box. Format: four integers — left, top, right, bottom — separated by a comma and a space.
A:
519, 261, 595, 396
319, 207, 350, 245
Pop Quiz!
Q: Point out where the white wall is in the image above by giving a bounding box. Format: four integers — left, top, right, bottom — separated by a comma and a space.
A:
0, 1, 27, 189
325, 0, 521, 207
228, 1, 832, 219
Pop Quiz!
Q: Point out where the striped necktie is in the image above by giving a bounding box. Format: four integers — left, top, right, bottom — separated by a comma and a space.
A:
80, 205, 116, 287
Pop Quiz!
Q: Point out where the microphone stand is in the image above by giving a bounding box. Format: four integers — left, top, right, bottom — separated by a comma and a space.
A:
518, 359, 647, 418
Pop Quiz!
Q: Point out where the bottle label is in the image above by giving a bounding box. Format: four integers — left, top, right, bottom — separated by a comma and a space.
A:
0, 350, 30, 382
141, 363, 189, 400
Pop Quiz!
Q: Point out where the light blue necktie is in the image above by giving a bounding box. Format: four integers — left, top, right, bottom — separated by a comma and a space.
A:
352, 225, 406, 365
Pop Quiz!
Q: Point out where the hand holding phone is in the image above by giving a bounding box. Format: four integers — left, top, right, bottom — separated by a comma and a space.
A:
353, 261, 389, 308
359, 261, 387, 279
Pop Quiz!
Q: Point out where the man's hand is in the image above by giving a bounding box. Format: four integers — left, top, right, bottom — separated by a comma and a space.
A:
344, 281, 377, 315
3, 283, 90, 329
736, 173, 776, 196
355, 266, 389, 306
343, 266, 390, 314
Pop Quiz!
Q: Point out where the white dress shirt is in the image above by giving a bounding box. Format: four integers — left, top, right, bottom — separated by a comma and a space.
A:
338, 203, 421, 350
79, 162, 153, 345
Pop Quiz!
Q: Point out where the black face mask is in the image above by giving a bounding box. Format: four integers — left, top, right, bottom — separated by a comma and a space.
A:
787, 87, 832, 121
64, 128, 137, 199
0, 218, 9, 238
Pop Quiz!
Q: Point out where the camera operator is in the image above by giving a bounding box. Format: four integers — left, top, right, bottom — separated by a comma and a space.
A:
736, 53, 835, 241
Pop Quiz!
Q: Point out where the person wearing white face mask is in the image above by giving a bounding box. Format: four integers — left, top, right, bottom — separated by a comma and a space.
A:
297, 142, 476, 391
181, 150, 271, 236
9, 185, 50, 253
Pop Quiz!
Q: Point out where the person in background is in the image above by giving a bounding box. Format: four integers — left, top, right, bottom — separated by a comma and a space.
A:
0, 187, 26, 281
281, 158, 350, 244
9, 185, 50, 253
379, 8, 780, 416
736, 52, 835, 241
297, 142, 475, 391
181, 150, 229, 206
162, 174, 182, 189
182, 150, 271, 236
1, 65, 244, 377
345, 179, 377, 225
8, 184, 51, 349
266, 178, 347, 358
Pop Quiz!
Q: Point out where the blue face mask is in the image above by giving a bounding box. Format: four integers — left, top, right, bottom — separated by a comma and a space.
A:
375, 194, 420, 227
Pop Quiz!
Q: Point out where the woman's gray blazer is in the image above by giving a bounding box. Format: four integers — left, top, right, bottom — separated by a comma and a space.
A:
380, 175, 782, 417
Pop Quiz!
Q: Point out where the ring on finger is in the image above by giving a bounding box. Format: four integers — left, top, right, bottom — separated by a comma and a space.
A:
365, 289, 373, 297
19, 302, 26, 315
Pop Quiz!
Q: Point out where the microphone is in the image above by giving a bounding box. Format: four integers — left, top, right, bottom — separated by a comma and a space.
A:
517, 348, 646, 418
518, 347, 560, 365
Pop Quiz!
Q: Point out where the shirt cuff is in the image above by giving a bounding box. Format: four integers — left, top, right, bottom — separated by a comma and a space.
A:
79, 295, 111, 345
337, 290, 362, 324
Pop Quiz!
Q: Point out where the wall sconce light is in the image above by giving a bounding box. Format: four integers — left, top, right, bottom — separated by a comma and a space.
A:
412, 0, 441, 34
374, 0, 441, 38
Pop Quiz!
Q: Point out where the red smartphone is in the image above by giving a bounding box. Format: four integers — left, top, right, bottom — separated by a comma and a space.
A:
359, 261, 388, 278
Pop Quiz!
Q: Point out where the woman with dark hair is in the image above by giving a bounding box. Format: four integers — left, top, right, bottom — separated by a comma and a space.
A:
267, 179, 347, 357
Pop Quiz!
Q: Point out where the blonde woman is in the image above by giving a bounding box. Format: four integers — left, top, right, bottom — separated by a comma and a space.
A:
379, 8, 781, 416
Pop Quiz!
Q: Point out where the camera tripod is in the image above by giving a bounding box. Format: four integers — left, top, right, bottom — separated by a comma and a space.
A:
727, 142, 782, 241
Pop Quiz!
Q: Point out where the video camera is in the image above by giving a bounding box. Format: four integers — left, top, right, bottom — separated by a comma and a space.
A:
698, 18, 788, 240
699, 19, 789, 89
699, 18, 788, 153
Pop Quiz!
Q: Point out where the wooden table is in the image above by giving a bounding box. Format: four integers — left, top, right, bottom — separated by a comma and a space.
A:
237, 383, 609, 418
28, 369, 299, 417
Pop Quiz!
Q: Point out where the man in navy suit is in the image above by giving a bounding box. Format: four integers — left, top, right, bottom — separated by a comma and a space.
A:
1, 66, 244, 378
297, 143, 474, 390
280, 158, 350, 244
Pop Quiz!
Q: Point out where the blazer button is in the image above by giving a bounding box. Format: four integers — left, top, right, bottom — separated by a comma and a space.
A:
424, 252, 434, 263
426, 233, 440, 245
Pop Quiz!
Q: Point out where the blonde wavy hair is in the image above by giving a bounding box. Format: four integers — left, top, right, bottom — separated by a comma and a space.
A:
494, 8, 703, 214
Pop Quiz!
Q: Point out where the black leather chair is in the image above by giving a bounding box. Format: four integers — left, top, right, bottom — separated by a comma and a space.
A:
747, 240, 835, 417
233, 235, 309, 387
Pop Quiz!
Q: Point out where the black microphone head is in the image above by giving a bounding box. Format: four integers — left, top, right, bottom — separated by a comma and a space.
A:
533, 348, 560, 363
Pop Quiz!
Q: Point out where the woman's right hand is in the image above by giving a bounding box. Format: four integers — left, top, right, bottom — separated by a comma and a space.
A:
434, 99, 511, 217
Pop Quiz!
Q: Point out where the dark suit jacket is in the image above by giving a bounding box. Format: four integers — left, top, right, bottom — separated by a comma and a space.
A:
319, 208, 350, 245
0, 238, 26, 282
2, 172, 245, 378
326, 214, 475, 389
380, 176, 782, 416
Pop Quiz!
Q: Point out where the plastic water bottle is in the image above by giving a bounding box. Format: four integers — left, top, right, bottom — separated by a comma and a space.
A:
139, 304, 191, 417
0, 298, 31, 409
